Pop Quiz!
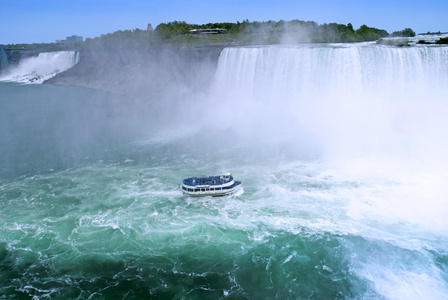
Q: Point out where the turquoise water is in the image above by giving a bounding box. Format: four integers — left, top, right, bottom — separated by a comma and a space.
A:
1, 48, 448, 300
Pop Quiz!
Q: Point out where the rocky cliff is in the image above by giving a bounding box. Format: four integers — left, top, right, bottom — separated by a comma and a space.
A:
45, 45, 224, 96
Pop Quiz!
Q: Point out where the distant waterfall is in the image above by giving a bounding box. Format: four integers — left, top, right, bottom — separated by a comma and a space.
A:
209, 44, 448, 160
0, 51, 79, 84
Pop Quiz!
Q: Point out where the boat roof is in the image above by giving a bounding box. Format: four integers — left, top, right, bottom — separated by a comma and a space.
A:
183, 175, 233, 186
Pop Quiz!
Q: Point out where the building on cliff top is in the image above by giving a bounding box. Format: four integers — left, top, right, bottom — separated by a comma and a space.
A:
189, 28, 227, 34
57, 35, 83, 44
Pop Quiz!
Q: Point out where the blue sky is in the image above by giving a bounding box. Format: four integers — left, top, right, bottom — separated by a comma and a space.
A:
1, 0, 447, 44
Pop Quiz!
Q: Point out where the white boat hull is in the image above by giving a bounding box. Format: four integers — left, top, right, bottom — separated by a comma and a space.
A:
182, 185, 241, 197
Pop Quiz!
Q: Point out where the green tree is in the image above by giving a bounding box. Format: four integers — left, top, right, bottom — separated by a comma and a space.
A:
154, 23, 172, 40
355, 25, 389, 41
436, 37, 448, 44
391, 28, 416, 37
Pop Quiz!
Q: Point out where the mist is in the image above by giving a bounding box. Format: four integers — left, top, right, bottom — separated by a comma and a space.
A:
0, 42, 225, 178
3, 43, 448, 174
2, 37, 448, 299
205, 44, 448, 160
199, 43, 448, 238
120, 42, 448, 239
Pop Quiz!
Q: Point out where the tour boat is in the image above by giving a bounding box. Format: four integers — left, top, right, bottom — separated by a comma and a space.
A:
182, 172, 242, 197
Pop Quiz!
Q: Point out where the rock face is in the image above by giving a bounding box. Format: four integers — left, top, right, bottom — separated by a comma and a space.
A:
45, 46, 224, 96
0, 46, 8, 70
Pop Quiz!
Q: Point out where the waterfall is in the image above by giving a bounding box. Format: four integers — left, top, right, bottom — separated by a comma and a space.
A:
0, 51, 79, 84
209, 44, 448, 161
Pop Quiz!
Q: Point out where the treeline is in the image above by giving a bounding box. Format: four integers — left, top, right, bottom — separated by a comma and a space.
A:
436, 37, 448, 44
3, 42, 81, 53
391, 28, 416, 37
155, 20, 413, 43
6, 20, 419, 52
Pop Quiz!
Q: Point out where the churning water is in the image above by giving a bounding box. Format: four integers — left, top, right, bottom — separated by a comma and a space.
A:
1, 43, 448, 299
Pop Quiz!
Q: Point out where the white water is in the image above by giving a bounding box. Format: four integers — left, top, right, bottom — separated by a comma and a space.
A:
0, 51, 79, 84
211, 44, 448, 158
209, 43, 448, 233
205, 43, 448, 298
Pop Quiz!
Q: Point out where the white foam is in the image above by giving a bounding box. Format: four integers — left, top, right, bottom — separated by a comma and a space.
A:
358, 262, 448, 300
206, 44, 448, 243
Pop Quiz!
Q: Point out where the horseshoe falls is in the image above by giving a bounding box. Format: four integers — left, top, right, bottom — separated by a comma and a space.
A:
1, 43, 448, 299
